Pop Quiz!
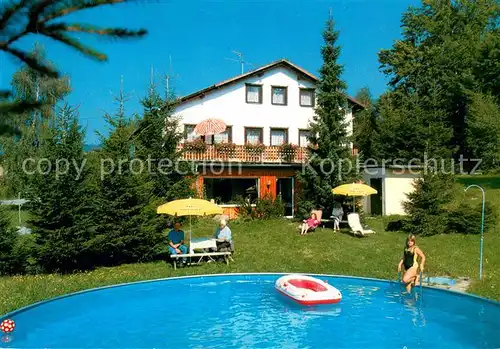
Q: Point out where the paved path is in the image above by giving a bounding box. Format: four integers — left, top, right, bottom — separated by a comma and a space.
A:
422, 276, 471, 293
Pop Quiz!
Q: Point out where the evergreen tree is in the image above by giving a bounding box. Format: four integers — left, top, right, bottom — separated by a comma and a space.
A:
0, 206, 17, 275
464, 91, 500, 169
1, 43, 71, 196
130, 78, 196, 252
91, 85, 149, 265
0, 0, 147, 134
377, 0, 499, 169
352, 87, 379, 160
297, 11, 356, 216
134, 78, 196, 202
26, 103, 95, 273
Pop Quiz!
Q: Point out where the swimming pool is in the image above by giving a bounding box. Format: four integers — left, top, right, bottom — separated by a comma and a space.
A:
1, 273, 499, 348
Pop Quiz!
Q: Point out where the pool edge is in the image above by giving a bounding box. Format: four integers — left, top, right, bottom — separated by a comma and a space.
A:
1, 272, 499, 320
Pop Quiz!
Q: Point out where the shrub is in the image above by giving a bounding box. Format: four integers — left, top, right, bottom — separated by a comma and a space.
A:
447, 199, 496, 234
244, 142, 265, 155
255, 194, 285, 219
278, 143, 298, 162
402, 171, 498, 236
384, 214, 408, 232
183, 139, 207, 152
234, 194, 284, 220
214, 142, 236, 156
0, 207, 37, 275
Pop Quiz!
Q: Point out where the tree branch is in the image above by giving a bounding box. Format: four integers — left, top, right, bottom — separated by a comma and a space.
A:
41, 0, 127, 23
46, 22, 147, 39
3, 45, 59, 77
0, 0, 29, 31
41, 29, 108, 61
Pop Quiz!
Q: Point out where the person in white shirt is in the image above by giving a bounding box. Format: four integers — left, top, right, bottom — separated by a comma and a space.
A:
214, 219, 232, 252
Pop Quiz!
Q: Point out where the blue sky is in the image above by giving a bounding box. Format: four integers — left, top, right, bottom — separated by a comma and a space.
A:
1, 0, 420, 145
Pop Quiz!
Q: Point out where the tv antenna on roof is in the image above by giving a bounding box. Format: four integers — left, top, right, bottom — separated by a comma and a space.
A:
164, 54, 180, 99
225, 50, 255, 75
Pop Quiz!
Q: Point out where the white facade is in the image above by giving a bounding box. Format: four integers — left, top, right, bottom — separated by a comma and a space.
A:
173, 63, 355, 146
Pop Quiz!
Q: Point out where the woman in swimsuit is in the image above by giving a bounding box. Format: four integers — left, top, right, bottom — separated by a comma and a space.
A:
398, 234, 426, 292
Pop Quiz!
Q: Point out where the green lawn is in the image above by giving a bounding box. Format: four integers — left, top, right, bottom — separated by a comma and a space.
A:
1, 175, 499, 316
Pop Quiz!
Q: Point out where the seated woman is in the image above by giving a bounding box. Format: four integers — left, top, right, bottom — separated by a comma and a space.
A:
214, 219, 232, 252
398, 234, 426, 292
300, 212, 319, 236
331, 201, 344, 232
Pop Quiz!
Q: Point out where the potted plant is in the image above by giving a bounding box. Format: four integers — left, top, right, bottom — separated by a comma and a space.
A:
244, 142, 265, 155
214, 141, 236, 158
279, 142, 298, 162
183, 138, 207, 153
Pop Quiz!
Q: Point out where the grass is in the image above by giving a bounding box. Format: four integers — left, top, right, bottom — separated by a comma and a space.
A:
1, 175, 499, 316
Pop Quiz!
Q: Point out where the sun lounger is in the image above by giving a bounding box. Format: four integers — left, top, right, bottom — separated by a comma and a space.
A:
347, 213, 375, 236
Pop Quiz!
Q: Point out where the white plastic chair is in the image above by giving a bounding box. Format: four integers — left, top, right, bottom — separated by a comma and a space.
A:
347, 213, 375, 236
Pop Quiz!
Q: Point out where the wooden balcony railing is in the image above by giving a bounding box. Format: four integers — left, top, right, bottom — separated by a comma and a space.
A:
177, 144, 308, 164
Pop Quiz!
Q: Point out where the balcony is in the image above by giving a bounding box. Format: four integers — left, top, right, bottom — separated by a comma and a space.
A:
177, 142, 308, 164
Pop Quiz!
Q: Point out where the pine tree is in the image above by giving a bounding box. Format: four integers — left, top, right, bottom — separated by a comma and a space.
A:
352, 87, 379, 160
296, 10, 355, 216
90, 83, 149, 265
1, 43, 71, 196
129, 78, 196, 257
377, 0, 499, 167
0, 206, 17, 275
134, 78, 196, 202
26, 103, 95, 273
0, 0, 147, 134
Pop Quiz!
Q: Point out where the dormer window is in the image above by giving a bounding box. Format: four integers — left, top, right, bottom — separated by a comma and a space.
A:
246, 84, 262, 104
271, 86, 287, 105
299, 88, 315, 107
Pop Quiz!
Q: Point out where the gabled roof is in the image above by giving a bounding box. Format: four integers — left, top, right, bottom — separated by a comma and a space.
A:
176, 58, 365, 109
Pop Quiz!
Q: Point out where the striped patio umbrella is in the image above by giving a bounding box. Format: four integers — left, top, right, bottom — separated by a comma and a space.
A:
194, 118, 226, 136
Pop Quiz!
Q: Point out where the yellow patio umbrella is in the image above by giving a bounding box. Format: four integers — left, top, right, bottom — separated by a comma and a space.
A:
332, 183, 378, 212
157, 197, 223, 245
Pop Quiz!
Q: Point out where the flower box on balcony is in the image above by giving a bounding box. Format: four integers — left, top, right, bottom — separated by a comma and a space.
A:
183, 139, 207, 153
214, 142, 236, 157
244, 142, 265, 155
279, 143, 298, 162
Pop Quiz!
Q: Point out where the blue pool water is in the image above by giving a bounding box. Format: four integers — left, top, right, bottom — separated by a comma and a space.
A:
1, 273, 499, 348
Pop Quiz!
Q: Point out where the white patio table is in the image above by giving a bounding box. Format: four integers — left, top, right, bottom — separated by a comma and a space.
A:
189, 237, 217, 254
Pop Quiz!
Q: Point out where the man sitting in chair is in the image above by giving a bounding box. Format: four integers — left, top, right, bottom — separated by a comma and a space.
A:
168, 222, 188, 264
214, 219, 232, 252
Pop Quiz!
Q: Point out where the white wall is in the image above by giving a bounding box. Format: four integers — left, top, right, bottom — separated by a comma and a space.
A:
173, 66, 353, 146
384, 174, 419, 215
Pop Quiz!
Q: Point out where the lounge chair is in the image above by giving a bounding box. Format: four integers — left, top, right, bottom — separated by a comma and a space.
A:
347, 213, 375, 236
298, 209, 323, 234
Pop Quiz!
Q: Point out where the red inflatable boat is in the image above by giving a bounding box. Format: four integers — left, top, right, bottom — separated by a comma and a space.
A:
275, 274, 342, 306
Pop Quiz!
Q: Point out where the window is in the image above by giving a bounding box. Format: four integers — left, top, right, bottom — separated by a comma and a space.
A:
204, 178, 258, 204
245, 127, 263, 144
184, 124, 197, 141
299, 129, 310, 147
270, 128, 288, 146
299, 88, 315, 107
246, 84, 262, 104
214, 126, 232, 143
271, 86, 287, 105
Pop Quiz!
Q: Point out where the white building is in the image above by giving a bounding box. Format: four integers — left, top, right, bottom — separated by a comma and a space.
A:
172, 59, 365, 218
361, 166, 422, 216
